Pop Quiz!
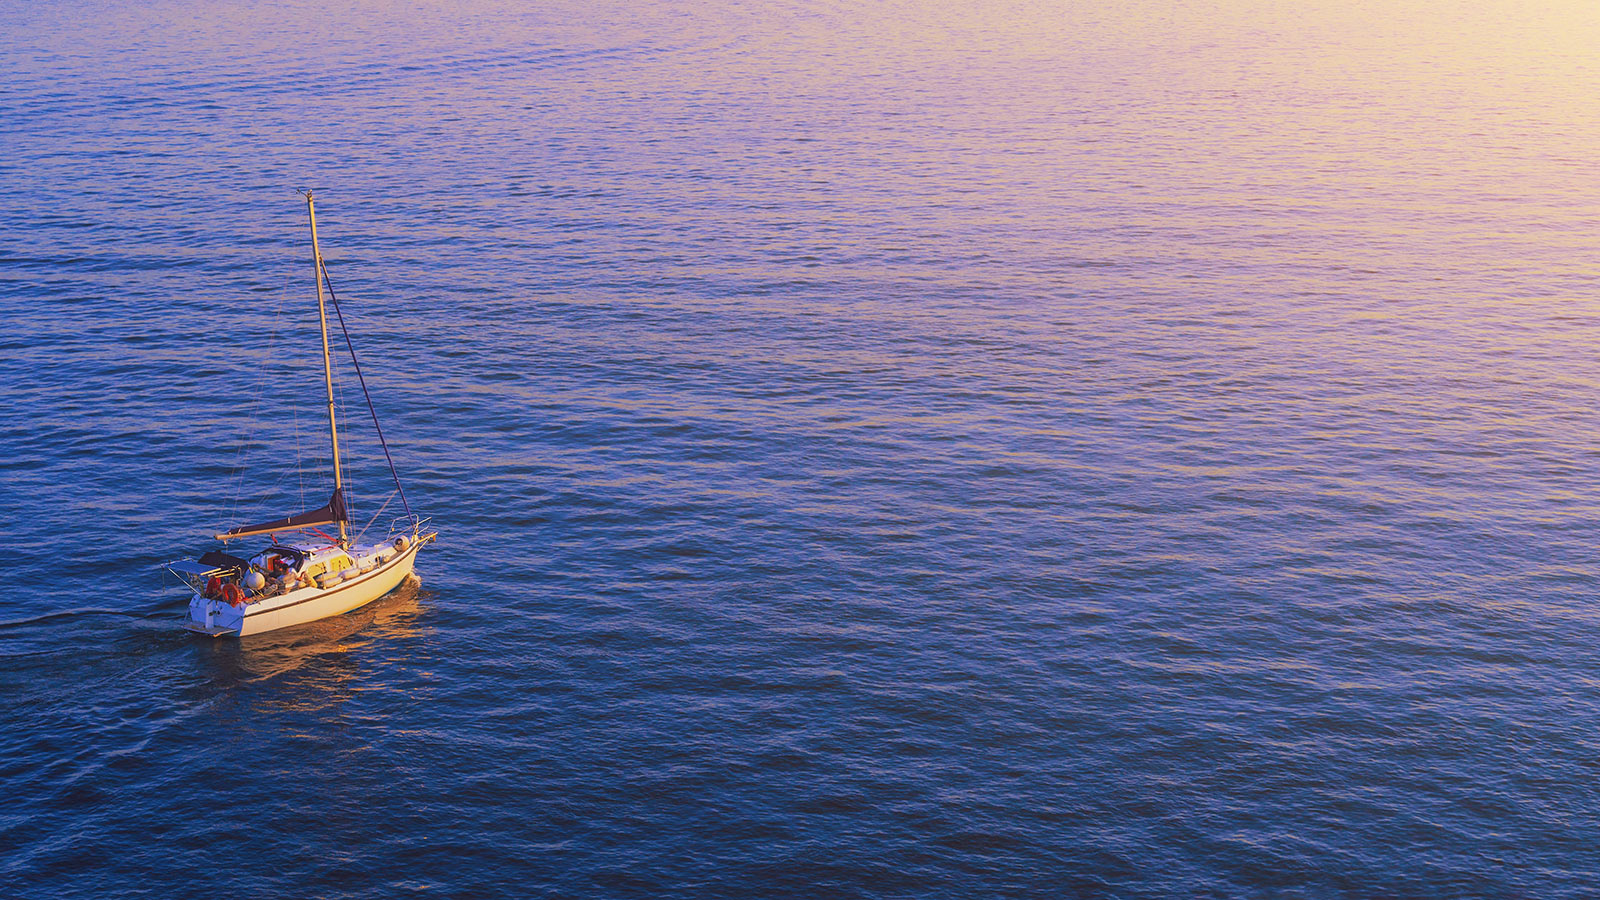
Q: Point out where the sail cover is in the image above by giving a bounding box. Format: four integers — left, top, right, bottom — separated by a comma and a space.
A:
216, 489, 348, 541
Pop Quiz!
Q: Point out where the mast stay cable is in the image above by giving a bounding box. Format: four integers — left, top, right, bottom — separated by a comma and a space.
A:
317, 261, 415, 520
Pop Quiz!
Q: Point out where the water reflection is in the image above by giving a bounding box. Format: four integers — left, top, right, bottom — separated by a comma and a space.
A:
193, 580, 431, 712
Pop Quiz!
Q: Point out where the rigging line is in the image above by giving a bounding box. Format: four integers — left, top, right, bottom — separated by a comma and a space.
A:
223, 282, 292, 526
294, 405, 304, 510
318, 260, 415, 519
332, 347, 349, 498
355, 489, 399, 544
247, 462, 304, 511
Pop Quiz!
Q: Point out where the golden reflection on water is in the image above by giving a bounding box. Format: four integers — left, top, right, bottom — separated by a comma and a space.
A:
195, 581, 430, 712
7, 1, 1600, 893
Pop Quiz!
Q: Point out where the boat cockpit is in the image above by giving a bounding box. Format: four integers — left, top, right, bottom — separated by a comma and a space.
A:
165, 538, 410, 608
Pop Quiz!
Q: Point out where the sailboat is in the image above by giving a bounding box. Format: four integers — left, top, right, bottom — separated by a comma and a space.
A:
165, 191, 436, 638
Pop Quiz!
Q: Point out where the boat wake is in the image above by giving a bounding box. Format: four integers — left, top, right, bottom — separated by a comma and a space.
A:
0, 607, 162, 630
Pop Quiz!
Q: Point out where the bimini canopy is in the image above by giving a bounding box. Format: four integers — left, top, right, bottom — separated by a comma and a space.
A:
165, 553, 249, 580
196, 550, 252, 575
216, 490, 348, 541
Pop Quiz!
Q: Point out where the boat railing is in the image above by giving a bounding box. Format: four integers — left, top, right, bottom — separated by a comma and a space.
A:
390, 514, 430, 537
161, 558, 230, 591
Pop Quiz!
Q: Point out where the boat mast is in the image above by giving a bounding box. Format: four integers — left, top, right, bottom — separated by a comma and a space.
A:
306, 191, 348, 545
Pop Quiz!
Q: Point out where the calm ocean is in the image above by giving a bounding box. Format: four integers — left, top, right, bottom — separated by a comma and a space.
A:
4, 1, 1600, 896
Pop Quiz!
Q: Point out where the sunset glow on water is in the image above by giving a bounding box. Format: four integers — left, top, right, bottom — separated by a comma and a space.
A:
3, 1, 1600, 896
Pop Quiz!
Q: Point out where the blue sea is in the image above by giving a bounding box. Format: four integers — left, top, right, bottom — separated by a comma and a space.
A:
4, 1, 1600, 896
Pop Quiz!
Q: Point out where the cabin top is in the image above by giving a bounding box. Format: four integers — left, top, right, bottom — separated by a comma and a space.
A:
250, 543, 358, 575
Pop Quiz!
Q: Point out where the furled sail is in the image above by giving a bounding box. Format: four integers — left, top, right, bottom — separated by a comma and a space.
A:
216, 489, 348, 541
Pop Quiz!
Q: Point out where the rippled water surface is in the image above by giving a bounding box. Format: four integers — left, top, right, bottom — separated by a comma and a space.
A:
4, 1, 1600, 896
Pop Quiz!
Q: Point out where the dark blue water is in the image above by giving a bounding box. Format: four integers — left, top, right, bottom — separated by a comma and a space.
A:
5, 1, 1600, 896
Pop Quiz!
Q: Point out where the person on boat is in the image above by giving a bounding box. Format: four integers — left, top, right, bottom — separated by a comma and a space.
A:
204, 575, 223, 599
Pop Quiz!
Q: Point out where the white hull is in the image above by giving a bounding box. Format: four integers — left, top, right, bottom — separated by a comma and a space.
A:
184, 541, 424, 638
